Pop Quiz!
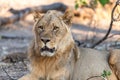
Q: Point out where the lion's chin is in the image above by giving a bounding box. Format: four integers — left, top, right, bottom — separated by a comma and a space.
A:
40, 46, 56, 57
40, 51, 55, 57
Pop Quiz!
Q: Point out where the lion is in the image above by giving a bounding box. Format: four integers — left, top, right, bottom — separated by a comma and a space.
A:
19, 9, 78, 80
14, 10, 119, 80
109, 49, 120, 80
73, 48, 118, 80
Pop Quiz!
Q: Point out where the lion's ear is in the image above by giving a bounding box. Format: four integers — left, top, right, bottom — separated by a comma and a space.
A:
62, 9, 74, 25
33, 11, 42, 22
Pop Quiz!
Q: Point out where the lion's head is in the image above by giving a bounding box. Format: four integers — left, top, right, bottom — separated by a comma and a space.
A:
33, 10, 74, 57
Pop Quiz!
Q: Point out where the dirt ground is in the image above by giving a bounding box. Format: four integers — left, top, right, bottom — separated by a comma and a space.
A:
0, 0, 120, 80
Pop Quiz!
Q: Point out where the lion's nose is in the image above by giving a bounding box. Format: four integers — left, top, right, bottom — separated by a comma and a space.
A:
41, 38, 50, 44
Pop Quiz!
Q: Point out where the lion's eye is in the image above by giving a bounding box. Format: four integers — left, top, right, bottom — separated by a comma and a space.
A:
53, 26, 59, 31
38, 26, 44, 31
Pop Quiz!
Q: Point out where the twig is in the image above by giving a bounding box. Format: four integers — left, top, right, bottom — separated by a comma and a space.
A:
107, 33, 119, 39
91, 0, 120, 48
86, 76, 102, 80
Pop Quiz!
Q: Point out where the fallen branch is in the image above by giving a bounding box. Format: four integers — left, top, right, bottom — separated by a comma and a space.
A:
0, 35, 31, 40
0, 2, 68, 26
91, 0, 120, 48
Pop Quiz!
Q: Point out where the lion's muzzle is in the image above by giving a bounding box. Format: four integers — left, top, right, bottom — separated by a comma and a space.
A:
40, 46, 56, 57
40, 46, 55, 53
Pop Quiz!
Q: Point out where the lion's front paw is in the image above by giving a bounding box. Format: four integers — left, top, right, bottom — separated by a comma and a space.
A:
18, 74, 39, 80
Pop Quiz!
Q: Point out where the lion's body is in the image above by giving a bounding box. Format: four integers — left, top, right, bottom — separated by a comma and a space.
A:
109, 49, 120, 80
73, 48, 117, 80
18, 10, 120, 80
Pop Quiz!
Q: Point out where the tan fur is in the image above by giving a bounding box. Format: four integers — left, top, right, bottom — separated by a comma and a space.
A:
109, 49, 120, 80
18, 10, 119, 80
73, 48, 118, 80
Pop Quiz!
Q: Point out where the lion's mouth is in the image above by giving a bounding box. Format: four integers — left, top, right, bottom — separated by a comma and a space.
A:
40, 46, 55, 53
